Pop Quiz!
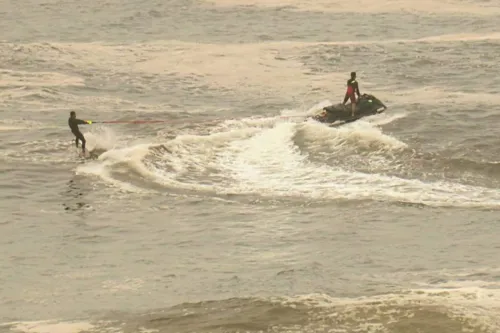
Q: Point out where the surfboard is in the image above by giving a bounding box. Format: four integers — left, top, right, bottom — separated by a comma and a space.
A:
78, 150, 99, 160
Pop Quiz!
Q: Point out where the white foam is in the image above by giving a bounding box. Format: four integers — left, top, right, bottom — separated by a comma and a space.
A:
82, 126, 119, 152
366, 112, 408, 126
306, 118, 408, 151
76, 143, 155, 194
216, 120, 500, 207
74, 126, 156, 194
275, 287, 500, 331
76, 107, 500, 208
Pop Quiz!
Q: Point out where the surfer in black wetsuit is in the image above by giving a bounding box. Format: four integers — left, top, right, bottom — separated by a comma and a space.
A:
68, 111, 91, 154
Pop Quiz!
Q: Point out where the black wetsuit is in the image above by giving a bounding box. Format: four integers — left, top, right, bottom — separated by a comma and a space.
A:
68, 117, 87, 152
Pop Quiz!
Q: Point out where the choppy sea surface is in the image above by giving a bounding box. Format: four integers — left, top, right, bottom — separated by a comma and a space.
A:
1, 0, 500, 332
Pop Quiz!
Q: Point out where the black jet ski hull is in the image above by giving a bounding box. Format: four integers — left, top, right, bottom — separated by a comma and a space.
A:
310, 93, 387, 127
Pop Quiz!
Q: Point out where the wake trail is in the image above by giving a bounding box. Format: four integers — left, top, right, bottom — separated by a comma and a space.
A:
72, 105, 500, 208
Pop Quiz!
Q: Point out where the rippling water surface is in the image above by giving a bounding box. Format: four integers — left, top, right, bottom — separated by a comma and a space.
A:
1, 0, 500, 332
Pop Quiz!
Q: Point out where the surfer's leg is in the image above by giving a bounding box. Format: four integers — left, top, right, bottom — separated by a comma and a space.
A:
80, 135, 86, 153
75, 132, 86, 153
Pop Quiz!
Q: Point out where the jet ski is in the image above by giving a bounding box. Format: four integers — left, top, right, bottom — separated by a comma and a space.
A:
311, 93, 387, 127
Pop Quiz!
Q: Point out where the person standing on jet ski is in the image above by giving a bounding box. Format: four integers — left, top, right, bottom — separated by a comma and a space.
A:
342, 72, 361, 117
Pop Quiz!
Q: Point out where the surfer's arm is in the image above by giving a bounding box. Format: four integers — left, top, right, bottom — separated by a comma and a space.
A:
355, 82, 361, 96
76, 119, 91, 125
342, 92, 349, 104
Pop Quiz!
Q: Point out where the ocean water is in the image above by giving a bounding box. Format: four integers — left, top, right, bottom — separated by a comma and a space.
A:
1, 0, 500, 332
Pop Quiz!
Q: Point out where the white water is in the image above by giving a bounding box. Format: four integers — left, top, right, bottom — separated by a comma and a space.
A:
75, 106, 500, 208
